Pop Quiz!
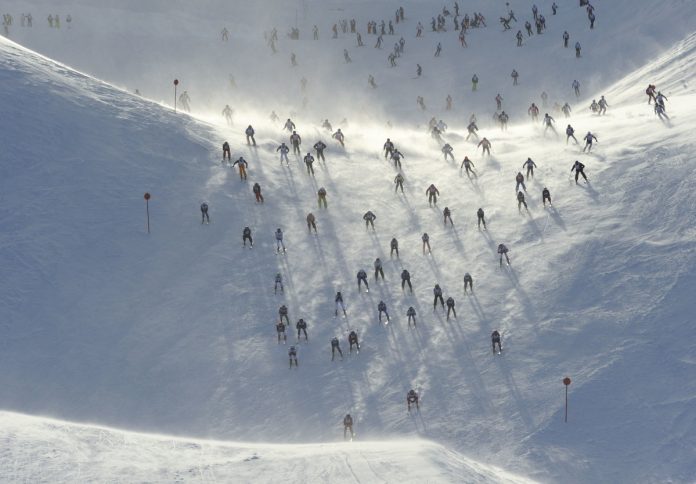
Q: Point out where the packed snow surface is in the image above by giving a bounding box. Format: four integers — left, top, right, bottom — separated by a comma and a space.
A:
1, 0, 696, 482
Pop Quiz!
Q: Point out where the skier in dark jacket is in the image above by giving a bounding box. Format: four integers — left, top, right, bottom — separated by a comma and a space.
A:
276, 321, 287, 343
245, 125, 256, 146
335, 291, 347, 316
222, 141, 231, 161
433, 284, 445, 309
288, 345, 298, 367
390, 237, 399, 258
464, 273, 473, 292
401, 269, 413, 293
522, 158, 537, 179
407, 389, 419, 411
348, 331, 360, 353
242, 226, 253, 247
517, 191, 528, 211
407, 306, 417, 327
461, 156, 476, 177
542, 187, 552, 206
374, 258, 385, 280
313, 140, 327, 161
331, 337, 343, 360
200, 202, 210, 223
582, 132, 598, 152
253, 183, 264, 203
477, 208, 486, 229
344, 414, 354, 439
363, 211, 376, 230
492, 330, 502, 353
566, 124, 578, 144
571, 160, 588, 183
377, 300, 390, 323
446, 296, 456, 320
296, 319, 308, 341
515, 172, 526, 192
357, 269, 369, 291
498, 243, 510, 266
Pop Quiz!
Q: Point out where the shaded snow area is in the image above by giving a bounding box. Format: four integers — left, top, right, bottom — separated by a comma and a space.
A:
1, 1, 696, 482
0, 412, 533, 483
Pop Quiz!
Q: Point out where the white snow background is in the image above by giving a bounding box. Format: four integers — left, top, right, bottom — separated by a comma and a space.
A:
1, 1, 696, 482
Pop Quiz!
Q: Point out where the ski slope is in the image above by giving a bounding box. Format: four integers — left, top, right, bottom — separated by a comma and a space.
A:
0, 411, 534, 483
1, 1, 696, 482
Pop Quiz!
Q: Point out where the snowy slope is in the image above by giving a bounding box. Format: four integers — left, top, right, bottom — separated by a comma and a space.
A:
0, 411, 534, 483
1, 1, 696, 482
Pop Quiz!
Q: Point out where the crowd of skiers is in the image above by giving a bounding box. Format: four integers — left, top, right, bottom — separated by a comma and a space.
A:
189, 0, 668, 440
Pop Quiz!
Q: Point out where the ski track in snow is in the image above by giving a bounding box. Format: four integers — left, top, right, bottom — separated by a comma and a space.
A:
1, 1, 696, 482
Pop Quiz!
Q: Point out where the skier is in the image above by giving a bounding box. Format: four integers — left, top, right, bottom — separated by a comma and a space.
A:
572, 79, 581, 98
284, 118, 296, 132
222, 105, 233, 124
590, 99, 599, 114
655, 91, 668, 108
245, 125, 256, 146
571, 160, 588, 183
274, 272, 284, 294
511, 69, 519, 85
492, 330, 502, 353
515, 172, 526, 193
290, 131, 302, 155
276, 320, 287, 343
461, 156, 476, 177
575, 41, 581, 58
289, 345, 298, 368
383, 138, 395, 159
390, 237, 399, 258
332, 129, 345, 147
646, 84, 657, 104
598, 96, 609, 115
525, 20, 533, 36
348, 331, 360, 353
377, 300, 390, 323
318, 187, 328, 209
563, 30, 569, 48
498, 111, 509, 131
335, 291, 347, 316
344, 49, 352, 63
422, 233, 431, 254
278, 304, 289, 324
276, 142, 290, 164
242, 226, 253, 247
275, 228, 286, 253
426, 184, 440, 206
562, 103, 572, 118
200, 202, 210, 224
306, 212, 317, 233
655, 102, 669, 121
543, 113, 557, 136
374, 257, 385, 281
313, 140, 327, 162
478, 138, 491, 156
253, 182, 264, 203
466, 121, 479, 141
472, 74, 479, 91
542, 187, 552, 206
498, 243, 510, 266
407, 306, 417, 327
477, 208, 486, 229
343, 414, 354, 439
463, 273, 473, 292
331, 337, 344, 361
582, 131, 598, 152
517, 191, 528, 211
401, 269, 413, 293
442, 143, 454, 161
516, 30, 523, 47
566, 124, 578, 144
522, 158, 537, 179
495, 93, 503, 110
222, 141, 231, 161
446, 296, 456, 320
433, 284, 445, 310
391, 149, 404, 169
363, 211, 376, 230
528, 103, 540, 122
434, 42, 442, 57
357, 269, 369, 292
407, 389, 419, 411
296, 319, 308, 341
443, 207, 453, 226
446, 94, 453, 110
178, 91, 191, 112
394, 173, 405, 193
232, 157, 248, 180
304, 152, 315, 175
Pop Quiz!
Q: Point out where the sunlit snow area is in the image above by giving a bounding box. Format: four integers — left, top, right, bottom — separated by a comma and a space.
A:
1, 0, 696, 482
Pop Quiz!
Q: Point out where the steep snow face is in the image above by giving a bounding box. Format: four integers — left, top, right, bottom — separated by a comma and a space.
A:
0, 411, 536, 484
1, 1, 696, 483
